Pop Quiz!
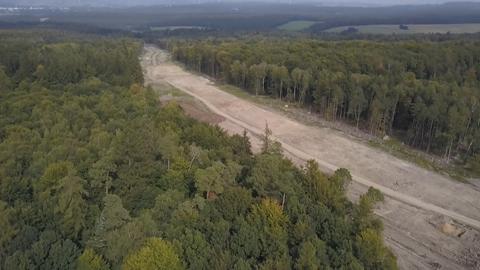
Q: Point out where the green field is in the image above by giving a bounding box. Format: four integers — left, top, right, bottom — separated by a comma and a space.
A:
277, 20, 318, 31
150, 26, 205, 31
325, 23, 480, 34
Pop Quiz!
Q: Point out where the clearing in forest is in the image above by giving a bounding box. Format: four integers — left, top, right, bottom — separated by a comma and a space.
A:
277, 20, 319, 31
325, 23, 480, 34
142, 46, 480, 270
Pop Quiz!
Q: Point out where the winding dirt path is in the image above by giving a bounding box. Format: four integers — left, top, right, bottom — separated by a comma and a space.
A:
142, 45, 480, 269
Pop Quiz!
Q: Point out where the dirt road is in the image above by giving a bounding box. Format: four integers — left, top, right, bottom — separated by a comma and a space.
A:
142, 45, 480, 269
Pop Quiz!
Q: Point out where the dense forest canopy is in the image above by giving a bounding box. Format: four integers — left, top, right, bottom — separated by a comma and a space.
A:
0, 32, 142, 87
169, 38, 480, 167
0, 31, 396, 269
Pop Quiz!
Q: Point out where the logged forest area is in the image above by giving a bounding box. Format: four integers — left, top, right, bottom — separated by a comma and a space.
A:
144, 44, 480, 270
169, 39, 480, 176
1, 1, 480, 270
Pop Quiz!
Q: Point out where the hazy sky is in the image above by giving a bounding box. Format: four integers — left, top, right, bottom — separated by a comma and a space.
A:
100, 0, 478, 4
320, 0, 480, 5
3, 0, 480, 7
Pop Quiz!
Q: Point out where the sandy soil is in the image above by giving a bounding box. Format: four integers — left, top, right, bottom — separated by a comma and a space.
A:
142, 45, 480, 270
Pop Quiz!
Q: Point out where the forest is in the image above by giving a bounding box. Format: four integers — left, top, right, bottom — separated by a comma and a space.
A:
0, 31, 396, 269
169, 38, 480, 168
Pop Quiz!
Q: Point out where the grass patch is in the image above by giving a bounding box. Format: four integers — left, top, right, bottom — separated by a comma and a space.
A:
278, 20, 318, 31
325, 23, 480, 34
368, 138, 469, 182
150, 82, 190, 98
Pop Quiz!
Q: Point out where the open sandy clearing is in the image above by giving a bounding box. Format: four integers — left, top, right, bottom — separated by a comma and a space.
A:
142, 45, 480, 269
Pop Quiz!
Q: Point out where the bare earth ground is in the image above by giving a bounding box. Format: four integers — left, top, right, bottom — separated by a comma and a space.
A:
142, 45, 480, 270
